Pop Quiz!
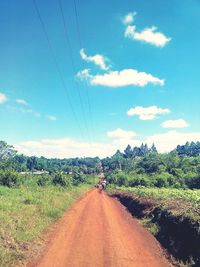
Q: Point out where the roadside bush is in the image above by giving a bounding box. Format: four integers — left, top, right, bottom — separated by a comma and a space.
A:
106, 171, 187, 189
52, 172, 72, 187
112, 172, 129, 186
72, 172, 86, 185
0, 170, 20, 187
154, 175, 169, 188
37, 174, 52, 186
83, 174, 97, 185
129, 174, 153, 187
183, 173, 200, 189
105, 171, 118, 184
153, 173, 177, 188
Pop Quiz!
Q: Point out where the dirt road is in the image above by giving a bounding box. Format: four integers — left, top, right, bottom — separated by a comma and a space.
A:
30, 189, 170, 267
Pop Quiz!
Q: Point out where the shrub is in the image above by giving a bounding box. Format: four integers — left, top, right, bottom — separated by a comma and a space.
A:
114, 172, 129, 186
0, 170, 20, 187
72, 172, 86, 185
183, 173, 200, 189
105, 171, 118, 184
154, 174, 169, 188
129, 175, 152, 187
37, 174, 52, 186
52, 172, 72, 187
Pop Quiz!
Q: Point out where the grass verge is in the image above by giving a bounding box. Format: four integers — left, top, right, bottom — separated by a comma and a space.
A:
108, 186, 200, 266
109, 186, 200, 221
0, 185, 90, 267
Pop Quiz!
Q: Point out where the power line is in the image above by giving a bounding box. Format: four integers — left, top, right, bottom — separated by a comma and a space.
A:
58, 0, 92, 143
73, 0, 96, 141
32, 0, 84, 139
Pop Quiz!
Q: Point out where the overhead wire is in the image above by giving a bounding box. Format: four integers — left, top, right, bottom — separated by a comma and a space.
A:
32, 0, 84, 140
73, 0, 96, 141
58, 0, 92, 143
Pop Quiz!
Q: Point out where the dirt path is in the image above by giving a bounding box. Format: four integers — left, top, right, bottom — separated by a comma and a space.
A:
29, 189, 170, 267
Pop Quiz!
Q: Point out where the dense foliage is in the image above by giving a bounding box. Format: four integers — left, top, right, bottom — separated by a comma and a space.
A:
0, 140, 102, 188
176, 141, 200, 157
103, 142, 200, 189
0, 140, 200, 189
0, 141, 102, 174
0, 141, 16, 160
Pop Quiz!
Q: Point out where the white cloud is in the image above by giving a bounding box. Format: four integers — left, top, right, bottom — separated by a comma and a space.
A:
7, 103, 42, 118
15, 138, 117, 158
112, 138, 141, 148
161, 119, 189, 128
110, 130, 200, 153
16, 99, 28, 105
19, 108, 41, 117
123, 12, 137, 25
14, 130, 200, 158
107, 128, 136, 139
78, 69, 164, 87
127, 105, 170, 120
0, 93, 7, 104
78, 68, 91, 81
146, 131, 200, 152
47, 115, 57, 121
80, 48, 110, 70
125, 25, 171, 47
27, 110, 41, 117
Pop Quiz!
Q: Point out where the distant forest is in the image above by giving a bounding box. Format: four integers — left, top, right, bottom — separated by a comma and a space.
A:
102, 141, 200, 189
0, 140, 200, 189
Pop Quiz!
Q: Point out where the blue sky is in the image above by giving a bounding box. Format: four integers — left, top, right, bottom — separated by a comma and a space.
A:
0, 0, 200, 158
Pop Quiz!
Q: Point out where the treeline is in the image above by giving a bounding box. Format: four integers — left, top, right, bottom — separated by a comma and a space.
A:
0, 169, 97, 187
176, 141, 200, 157
0, 140, 101, 188
0, 141, 102, 174
1, 140, 200, 189
103, 142, 200, 189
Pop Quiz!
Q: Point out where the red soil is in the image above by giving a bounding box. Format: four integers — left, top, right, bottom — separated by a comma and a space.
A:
28, 189, 171, 267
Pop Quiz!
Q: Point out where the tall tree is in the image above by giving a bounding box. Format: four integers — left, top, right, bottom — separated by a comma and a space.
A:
151, 143, 157, 153
0, 141, 16, 160
124, 145, 133, 158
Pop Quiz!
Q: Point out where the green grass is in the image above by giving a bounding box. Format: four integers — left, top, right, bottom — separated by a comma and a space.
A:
109, 186, 200, 221
139, 218, 160, 235
0, 185, 90, 267
109, 186, 200, 266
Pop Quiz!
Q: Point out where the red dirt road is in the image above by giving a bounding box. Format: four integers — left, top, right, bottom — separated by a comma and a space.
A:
30, 189, 170, 267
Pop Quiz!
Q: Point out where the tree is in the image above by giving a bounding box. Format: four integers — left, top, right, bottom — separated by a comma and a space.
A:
0, 170, 20, 187
124, 145, 132, 158
111, 150, 125, 170
52, 172, 72, 187
150, 143, 157, 153
136, 153, 162, 174
176, 141, 200, 157
0, 141, 16, 160
27, 156, 37, 171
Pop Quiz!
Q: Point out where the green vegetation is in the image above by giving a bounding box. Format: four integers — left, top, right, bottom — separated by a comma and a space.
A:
110, 186, 200, 221
1, 139, 200, 266
0, 185, 90, 267
109, 186, 200, 266
0, 140, 99, 266
103, 142, 200, 189
105, 142, 200, 266
0, 141, 102, 174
